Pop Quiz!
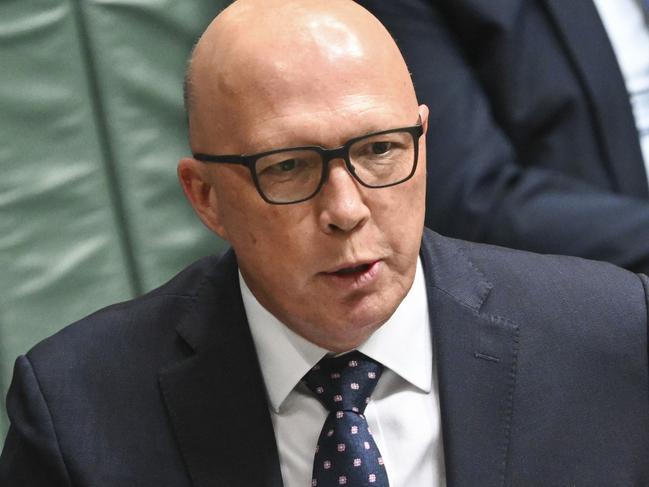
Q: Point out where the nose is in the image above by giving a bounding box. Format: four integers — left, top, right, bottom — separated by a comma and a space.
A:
316, 159, 371, 234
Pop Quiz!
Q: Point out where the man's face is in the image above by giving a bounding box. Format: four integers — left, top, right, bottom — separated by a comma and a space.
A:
184, 8, 427, 351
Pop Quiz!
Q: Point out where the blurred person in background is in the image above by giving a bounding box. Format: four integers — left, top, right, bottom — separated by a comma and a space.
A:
358, 0, 649, 273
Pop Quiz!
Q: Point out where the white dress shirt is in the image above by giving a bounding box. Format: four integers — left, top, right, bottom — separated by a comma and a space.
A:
241, 258, 446, 487
593, 0, 649, 180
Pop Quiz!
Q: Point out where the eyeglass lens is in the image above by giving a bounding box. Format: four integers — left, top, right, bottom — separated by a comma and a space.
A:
255, 130, 416, 203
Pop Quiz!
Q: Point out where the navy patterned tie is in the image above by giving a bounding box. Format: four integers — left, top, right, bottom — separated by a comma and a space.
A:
303, 351, 390, 487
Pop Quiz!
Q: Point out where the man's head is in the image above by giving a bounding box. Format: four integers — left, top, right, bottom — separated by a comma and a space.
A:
178, 0, 428, 352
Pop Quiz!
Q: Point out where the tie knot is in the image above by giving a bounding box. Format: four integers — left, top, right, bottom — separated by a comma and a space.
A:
303, 351, 383, 414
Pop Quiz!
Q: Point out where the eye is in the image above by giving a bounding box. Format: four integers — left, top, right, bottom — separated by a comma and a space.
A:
371, 141, 392, 155
256, 151, 322, 180
262, 158, 302, 174
276, 159, 298, 172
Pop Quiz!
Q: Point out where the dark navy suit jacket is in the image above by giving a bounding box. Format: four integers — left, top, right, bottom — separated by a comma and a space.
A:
1, 230, 649, 486
357, 0, 649, 274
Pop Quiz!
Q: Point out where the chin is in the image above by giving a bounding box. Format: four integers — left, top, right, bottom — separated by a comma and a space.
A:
340, 302, 394, 340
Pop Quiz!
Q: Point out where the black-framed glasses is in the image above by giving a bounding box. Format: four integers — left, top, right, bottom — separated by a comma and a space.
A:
193, 119, 424, 204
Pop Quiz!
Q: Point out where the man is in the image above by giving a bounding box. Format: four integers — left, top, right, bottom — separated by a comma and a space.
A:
358, 0, 649, 274
1, 1, 649, 486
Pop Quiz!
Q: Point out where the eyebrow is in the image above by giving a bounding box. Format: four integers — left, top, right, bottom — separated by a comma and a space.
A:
194, 118, 423, 163
242, 118, 420, 154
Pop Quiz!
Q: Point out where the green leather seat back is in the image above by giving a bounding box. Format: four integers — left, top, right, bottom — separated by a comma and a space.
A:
0, 0, 232, 439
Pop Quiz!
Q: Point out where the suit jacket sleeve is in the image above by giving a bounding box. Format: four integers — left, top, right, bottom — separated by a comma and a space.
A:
357, 0, 649, 274
0, 355, 72, 487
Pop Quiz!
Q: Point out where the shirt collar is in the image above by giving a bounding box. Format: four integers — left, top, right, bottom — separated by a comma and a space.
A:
242, 258, 432, 413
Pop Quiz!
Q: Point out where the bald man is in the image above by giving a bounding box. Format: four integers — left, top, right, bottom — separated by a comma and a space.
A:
1, 1, 649, 486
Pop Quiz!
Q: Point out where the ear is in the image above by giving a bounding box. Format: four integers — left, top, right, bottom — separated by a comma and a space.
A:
177, 157, 229, 240
418, 104, 430, 135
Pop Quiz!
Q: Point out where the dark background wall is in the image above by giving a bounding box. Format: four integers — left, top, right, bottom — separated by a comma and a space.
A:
0, 0, 232, 440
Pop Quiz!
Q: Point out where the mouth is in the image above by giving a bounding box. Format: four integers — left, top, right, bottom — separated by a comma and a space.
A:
322, 260, 382, 289
331, 263, 373, 276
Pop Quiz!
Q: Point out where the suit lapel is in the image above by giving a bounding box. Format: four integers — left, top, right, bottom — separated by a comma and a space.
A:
158, 252, 283, 487
542, 0, 648, 197
422, 232, 519, 487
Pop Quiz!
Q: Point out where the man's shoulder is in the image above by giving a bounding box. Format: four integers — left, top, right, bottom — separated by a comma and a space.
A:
425, 228, 642, 282
422, 229, 648, 317
422, 229, 649, 375
26, 249, 238, 371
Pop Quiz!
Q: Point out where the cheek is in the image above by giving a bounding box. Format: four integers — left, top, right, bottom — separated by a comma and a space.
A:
222, 206, 265, 250
402, 160, 427, 224
380, 171, 426, 265
382, 175, 425, 230
222, 196, 313, 270
213, 171, 268, 244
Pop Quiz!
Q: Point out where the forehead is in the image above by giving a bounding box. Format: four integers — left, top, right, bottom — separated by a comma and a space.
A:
221, 61, 415, 153
249, 95, 413, 152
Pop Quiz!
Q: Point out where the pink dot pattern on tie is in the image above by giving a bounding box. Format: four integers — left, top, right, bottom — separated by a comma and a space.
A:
303, 350, 389, 486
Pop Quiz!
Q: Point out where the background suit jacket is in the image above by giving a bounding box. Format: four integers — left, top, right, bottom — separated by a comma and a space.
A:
357, 0, 649, 274
1, 230, 649, 486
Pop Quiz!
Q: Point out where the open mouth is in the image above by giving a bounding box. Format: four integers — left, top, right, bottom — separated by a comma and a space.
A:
331, 263, 373, 276
323, 260, 382, 289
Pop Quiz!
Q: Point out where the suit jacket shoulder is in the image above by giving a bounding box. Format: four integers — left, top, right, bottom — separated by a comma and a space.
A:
421, 229, 649, 485
0, 249, 283, 487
